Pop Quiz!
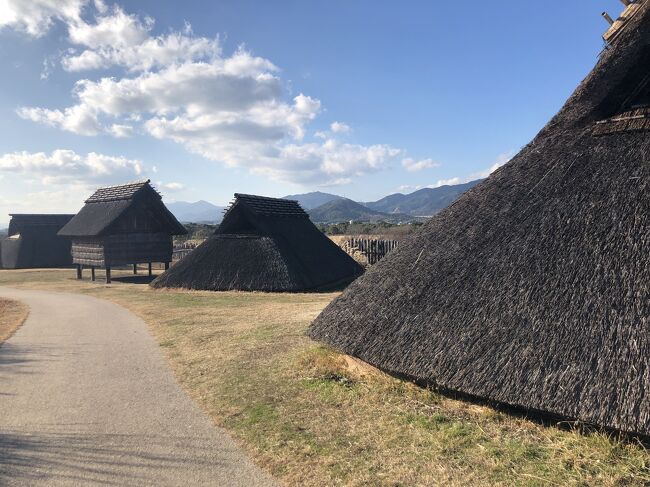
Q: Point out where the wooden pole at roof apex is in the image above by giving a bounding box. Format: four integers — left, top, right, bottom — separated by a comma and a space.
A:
620, 0, 632, 6
602, 12, 615, 26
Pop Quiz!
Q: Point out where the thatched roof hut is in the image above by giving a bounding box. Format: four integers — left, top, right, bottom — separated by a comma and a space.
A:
0, 214, 74, 269
151, 193, 364, 291
59, 180, 186, 282
310, 3, 650, 436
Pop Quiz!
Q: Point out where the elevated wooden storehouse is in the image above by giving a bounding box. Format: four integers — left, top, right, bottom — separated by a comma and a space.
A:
58, 180, 186, 283
1, 214, 74, 269
151, 193, 364, 292
311, 2, 650, 436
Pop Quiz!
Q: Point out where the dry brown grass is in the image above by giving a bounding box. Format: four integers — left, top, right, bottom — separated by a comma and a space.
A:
0, 297, 29, 344
0, 268, 649, 486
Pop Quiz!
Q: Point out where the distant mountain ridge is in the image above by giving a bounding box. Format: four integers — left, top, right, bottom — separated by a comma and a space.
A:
365, 179, 482, 216
167, 179, 483, 224
281, 191, 342, 210
167, 200, 226, 224
305, 179, 483, 223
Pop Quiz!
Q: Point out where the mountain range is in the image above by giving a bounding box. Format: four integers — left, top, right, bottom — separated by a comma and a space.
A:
166, 200, 226, 224
165, 179, 483, 224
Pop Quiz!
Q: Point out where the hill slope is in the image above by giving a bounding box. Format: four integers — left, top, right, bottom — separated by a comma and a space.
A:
309, 198, 411, 223
366, 179, 482, 216
167, 200, 225, 224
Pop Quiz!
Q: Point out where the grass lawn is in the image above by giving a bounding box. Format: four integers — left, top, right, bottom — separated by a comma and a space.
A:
0, 268, 648, 486
0, 296, 28, 344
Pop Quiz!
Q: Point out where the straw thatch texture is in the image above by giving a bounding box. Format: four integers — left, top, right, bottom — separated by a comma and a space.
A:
59, 180, 186, 268
310, 2, 650, 435
152, 194, 364, 291
1, 214, 74, 269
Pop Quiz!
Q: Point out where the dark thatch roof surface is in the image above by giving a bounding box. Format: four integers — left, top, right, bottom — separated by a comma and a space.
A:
151, 194, 364, 292
59, 180, 187, 237
310, 2, 650, 436
1, 214, 74, 269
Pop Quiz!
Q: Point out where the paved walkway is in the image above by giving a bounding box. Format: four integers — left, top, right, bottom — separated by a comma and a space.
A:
0, 287, 276, 486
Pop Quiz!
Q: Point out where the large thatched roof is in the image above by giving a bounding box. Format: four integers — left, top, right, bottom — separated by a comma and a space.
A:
59, 180, 186, 237
310, 3, 650, 435
1, 214, 74, 269
151, 193, 364, 291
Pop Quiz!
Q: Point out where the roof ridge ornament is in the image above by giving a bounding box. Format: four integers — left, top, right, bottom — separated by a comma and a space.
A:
602, 0, 643, 44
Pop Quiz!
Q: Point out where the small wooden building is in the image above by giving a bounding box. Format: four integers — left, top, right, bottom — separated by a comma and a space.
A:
58, 180, 187, 283
1, 214, 75, 269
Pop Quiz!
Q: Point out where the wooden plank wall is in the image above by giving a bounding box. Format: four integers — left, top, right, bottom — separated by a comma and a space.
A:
71, 232, 173, 267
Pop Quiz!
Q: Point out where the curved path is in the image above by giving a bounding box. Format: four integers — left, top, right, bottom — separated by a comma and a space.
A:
0, 287, 276, 487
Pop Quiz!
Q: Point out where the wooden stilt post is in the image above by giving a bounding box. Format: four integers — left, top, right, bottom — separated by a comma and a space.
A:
91, 267, 96, 282
106, 267, 112, 284
148, 262, 152, 277
76, 264, 82, 280
164, 262, 170, 270
133, 263, 138, 275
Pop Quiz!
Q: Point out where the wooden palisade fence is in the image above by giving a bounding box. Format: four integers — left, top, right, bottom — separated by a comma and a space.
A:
343, 238, 399, 265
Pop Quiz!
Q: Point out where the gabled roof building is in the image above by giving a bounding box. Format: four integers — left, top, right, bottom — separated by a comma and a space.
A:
59, 180, 186, 282
1, 214, 74, 269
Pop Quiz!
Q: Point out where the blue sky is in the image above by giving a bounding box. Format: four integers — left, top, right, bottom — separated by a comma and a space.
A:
0, 0, 622, 226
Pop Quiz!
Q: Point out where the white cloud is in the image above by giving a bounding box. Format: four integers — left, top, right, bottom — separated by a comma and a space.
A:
0, 0, 86, 37
109, 123, 133, 138
429, 177, 463, 188
401, 157, 440, 172
330, 121, 351, 134
262, 139, 401, 185
63, 28, 219, 72
158, 181, 184, 192
0, 149, 142, 184
0, 185, 90, 223
10, 2, 426, 187
426, 151, 513, 188
67, 5, 151, 49
17, 104, 102, 135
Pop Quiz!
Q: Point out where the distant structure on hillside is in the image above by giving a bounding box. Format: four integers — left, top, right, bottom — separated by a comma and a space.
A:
0, 214, 74, 269
152, 193, 364, 292
311, 2, 650, 436
58, 180, 187, 283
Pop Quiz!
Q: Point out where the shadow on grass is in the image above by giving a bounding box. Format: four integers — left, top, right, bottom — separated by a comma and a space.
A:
383, 367, 650, 448
109, 275, 158, 285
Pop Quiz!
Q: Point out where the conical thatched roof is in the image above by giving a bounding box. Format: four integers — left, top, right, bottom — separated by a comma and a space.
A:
151, 194, 364, 292
310, 3, 650, 436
